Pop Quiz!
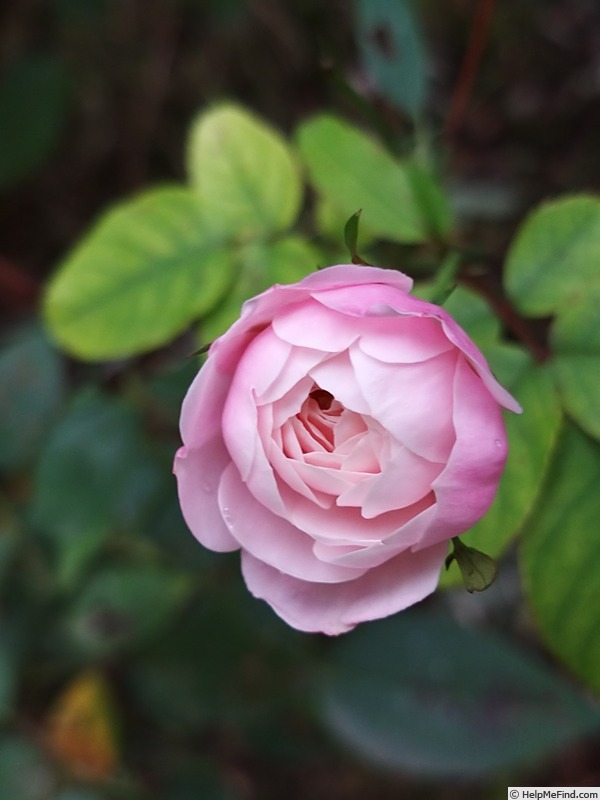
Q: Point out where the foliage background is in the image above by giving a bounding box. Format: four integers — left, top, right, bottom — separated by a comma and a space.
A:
2, 0, 600, 797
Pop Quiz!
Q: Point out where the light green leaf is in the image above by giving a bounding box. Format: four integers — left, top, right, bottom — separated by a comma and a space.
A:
442, 356, 561, 588
356, 0, 428, 119
200, 235, 322, 342
520, 422, 600, 696
44, 187, 234, 360
187, 104, 302, 240
296, 114, 428, 243
317, 610, 600, 777
505, 195, 600, 316
405, 161, 452, 239
0, 324, 64, 470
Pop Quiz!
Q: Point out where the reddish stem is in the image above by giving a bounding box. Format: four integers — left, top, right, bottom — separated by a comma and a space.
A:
444, 0, 497, 141
461, 273, 550, 364
0, 256, 39, 310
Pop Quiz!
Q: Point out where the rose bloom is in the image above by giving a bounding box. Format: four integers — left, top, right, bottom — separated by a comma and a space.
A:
174, 265, 521, 635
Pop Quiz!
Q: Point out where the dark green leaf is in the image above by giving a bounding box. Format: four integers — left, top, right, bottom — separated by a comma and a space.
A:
0, 737, 54, 800
318, 611, 600, 777
67, 565, 191, 657
356, 0, 428, 119
0, 324, 64, 470
31, 390, 152, 585
445, 537, 497, 593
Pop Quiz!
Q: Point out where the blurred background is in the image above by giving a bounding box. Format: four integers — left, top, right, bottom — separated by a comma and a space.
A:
1, 1, 600, 798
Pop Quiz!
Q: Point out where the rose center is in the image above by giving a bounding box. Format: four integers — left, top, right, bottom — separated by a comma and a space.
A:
295, 386, 345, 453
309, 388, 334, 410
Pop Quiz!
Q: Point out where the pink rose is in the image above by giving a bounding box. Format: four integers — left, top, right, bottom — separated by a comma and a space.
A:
174, 265, 521, 635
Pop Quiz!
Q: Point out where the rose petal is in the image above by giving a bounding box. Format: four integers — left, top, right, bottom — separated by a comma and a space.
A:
173, 441, 238, 552
414, 354, 509, 550
272, 299, 361, 352
358, 315, 453, 363
276, 478, 425, 545
241, 541, 447, 635
312, 499, 436, 570
179, 353, 229, 448
313, 285, 522, 414
301, 263, 413, 294
218, 463, 367, 583
308, 351, 371, 415
349, 346, 458, 462
336, 442, 443, 516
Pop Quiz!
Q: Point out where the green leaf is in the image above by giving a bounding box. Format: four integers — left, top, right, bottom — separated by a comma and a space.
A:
31, 390, 151, 585
405, 161, 452, 239
200, 235, 322, 342
441, 357, 562, 591
0, 55, 70, 190
187, 104, 302, 239
445, 537, 497, 593
44, 187, 234, 360
317, 610, 600, 777
67, 565, 191, 656
0, 324, 64, 470
343, 210, 362, 263
0, 737, 54, 800
550, 284, 600, 440
0, 621, 18, 723
355, 0, 428, 119
551, 356, 600, 440
296, 114, 428, 243
505, 195, 600, 316
521, 422, 600, 696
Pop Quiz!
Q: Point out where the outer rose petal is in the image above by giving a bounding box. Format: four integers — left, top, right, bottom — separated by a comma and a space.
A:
218, 464, 367, 583
173, 441, 238, 552
414, 355, 509, 551
241, 541, 448, 635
